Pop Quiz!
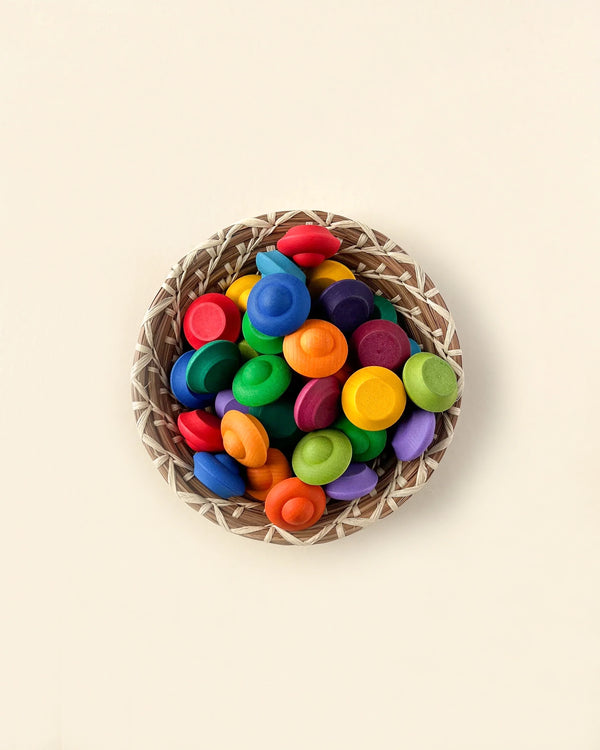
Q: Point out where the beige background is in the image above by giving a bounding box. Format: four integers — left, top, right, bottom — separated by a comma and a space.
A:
1, 1, 599, 748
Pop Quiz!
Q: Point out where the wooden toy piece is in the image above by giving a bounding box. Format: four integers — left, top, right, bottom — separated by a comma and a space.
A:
225, 274, 260, 312
319, 279, 374, 334
282, 319, 348, 378
408, 337, 421, 357
276, 224, 341, 268
294, 376, 341, 432
292, 429, 352, 485
351, 319, 411, 371
186, 340, 240, 393
183, 293, 241, 349
246, 273, 311, 337
391, 407, 436, 461
341, 366, 406, 430
331, 362, 353, 386
402, 352, 458, 412
264, 477, 327, 531
325, 463, 378, 501
371, 294, 398, 323
214, 389, 249, 418
170, 351, 215, 409
306, 260, 355, 297
245, 448, 292, 501
238, 340, 259, 360
249, 399, 302, 453
232, 355, 292, 407
193, 452, 245, 499
177, 410, 223, 452
220, 410, 269, 468
241, 312, 283, 354
333, 415, 387, 462
256, 250, 306, 282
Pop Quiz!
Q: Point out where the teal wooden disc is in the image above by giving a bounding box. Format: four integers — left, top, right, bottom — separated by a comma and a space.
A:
242, 312, 284, 354
402, 352, 458, 412
292, 429, 352, 485
249, 398, 301, 452
372, 295, 398, 323
333, 415, 387, 462
186, 340, 240, 393
232, 355, 292, 407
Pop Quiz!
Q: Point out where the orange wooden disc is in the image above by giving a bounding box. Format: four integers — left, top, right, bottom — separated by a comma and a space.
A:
264, 477, 327, 531
221, 410, 269, 468
245, 448, 292, 501
282, 319, 348, 378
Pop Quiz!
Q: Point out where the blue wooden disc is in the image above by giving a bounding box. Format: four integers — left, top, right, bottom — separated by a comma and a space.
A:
247, 273, 311, 337
170, 351, 215, 409
256, 250, 306, 282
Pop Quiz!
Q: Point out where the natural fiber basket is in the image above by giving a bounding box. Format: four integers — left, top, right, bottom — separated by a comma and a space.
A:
131, 210, 463, 545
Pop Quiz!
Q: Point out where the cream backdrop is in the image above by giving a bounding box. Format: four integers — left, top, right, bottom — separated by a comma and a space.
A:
1, 1, 599, 748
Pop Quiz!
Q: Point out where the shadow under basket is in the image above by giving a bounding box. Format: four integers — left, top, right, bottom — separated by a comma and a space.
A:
131, 210, 463, 545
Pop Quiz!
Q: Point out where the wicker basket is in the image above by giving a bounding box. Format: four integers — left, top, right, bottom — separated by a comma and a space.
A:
131, 210, 463, 545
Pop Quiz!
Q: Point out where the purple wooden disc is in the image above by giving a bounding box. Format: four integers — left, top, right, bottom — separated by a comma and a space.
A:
319, 279, 374, 334
352, 319, 411, 370
325, 463, 378, 501
294, 376, 341, 432
391, 407, 436, 461
214, 389, 250, 418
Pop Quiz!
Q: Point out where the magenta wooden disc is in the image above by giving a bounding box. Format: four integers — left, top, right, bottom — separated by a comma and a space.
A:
351, 319, 411, 370
294, 376, 341, 432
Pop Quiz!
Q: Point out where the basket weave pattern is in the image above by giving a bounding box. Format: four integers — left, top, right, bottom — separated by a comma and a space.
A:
131, 210, 463, 545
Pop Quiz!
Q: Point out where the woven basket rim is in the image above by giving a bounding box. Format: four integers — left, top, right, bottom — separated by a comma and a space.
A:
131, 209, 463, 545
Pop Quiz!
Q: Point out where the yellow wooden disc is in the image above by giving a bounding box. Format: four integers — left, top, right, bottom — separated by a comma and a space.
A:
225, 274, 261, 312
341, 366, 406, 430
307, 260, 355, 297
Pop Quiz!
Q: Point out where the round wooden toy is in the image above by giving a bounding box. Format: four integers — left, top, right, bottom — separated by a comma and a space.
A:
246, 273, 311, 337
408, 337, 421, 357
232, 354, 292, 407
214, 389, 249, 418
183, 293, 241, 349
186, 340, 240, 394
341, 366, 406, 430
241, 312, 283, 354
294, 375, 340, 432
249, 398, 301, 452
245, 448, 291, 501
238, 340, 259, 360
256, 250, 306, 282
225, 274, 260, 312
402, 352, 458, 412
177, 410, 223, 452
319, 279, 374, 333
221, 410, 269, 468
193, 452, 245, 499
331, 362, 353, 386
276, 224, 341, 268
371, 294, 398, 323
282, 319, 348, 378
324, 463, 378, 501
264, 477, 327, 531
306, 259, 355, 297
351, 319, 411, 370
391, 407, 436, 461
333, 415, 387, 462
170, 351, 215, 409
292, 429, 352, 485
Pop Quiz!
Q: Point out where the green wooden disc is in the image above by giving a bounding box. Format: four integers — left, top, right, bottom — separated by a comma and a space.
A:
186, 340, 240, 393
372, 295, 398, 323
249, 398, 301, 452
242, 312, 284, 354
238, 340, 259, 361
232, 355, 292, 407
402, 352, 458, 412
333, 415, 387, 462
292, 429, 352, 485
